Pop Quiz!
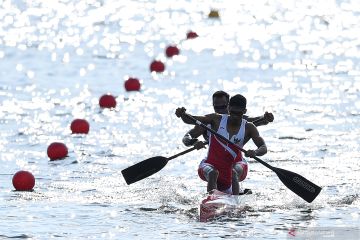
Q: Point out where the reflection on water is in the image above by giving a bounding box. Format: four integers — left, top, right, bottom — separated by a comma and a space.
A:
1, 0, 359, 239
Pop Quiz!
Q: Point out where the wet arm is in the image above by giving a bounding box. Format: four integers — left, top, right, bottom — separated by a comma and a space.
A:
244, 112, 274, 127
244, 115, 263, 124
247, 123, 267, 157
175, 107, 214, 125
182, 125, 205, 147
253, 118, 269, 127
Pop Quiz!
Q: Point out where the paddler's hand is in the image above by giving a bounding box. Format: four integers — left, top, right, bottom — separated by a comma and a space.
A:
175, 107, 186, 118
245, 149, 257, 158
194, 141, 206, 150
264, 111, 274, 123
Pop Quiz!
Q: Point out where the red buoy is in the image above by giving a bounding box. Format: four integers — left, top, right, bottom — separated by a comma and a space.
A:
165, 45, 180, 58
70, 119, 89, 134
186, 31, 198, 39
99, 94, 116, 108
150, 60, 165, 73
47, 142, 68, 160
12, 170, 35, 191
124, 77, 141, 91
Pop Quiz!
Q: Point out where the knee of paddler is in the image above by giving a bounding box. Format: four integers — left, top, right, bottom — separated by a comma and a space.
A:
233, 164, 243, 177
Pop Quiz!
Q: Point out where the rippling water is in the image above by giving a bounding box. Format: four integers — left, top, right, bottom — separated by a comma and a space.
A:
0, 0, 359, 239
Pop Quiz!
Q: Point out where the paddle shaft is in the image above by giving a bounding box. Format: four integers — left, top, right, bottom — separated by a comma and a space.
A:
167, 146, 197, 161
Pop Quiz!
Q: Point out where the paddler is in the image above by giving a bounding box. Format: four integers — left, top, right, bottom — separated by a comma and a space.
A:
181, 91, 273, 195
182, 91, 273, 149
175, 94, 268, 195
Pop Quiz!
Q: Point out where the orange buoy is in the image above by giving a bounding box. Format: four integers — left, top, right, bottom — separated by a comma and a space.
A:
208, 10, 220, 18
12, 170, 35, 191
47, 142, 68, 160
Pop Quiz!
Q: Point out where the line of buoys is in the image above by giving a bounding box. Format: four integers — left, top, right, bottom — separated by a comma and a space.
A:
122, 29, 199, 94
12, 14, 212, 191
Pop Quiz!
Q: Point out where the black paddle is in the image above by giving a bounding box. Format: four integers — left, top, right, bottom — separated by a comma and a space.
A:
183, 113, 322, 203
122, 146, 197, 185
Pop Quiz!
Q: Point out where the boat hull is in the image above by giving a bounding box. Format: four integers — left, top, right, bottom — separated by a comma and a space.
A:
199, 189, 251, 222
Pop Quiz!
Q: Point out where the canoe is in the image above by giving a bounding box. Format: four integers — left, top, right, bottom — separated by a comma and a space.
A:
199, 189, 252, 222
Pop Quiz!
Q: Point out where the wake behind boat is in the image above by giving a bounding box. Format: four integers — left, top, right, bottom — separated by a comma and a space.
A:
199, 189, 253, 222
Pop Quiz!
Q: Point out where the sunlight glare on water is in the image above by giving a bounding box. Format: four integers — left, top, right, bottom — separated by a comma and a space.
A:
0, 0, 359, 239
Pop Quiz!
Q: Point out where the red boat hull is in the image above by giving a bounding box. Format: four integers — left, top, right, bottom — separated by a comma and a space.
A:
199, 190, 250, 222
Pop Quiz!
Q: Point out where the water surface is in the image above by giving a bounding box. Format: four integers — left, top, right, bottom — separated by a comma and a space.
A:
0, 0, 359, 239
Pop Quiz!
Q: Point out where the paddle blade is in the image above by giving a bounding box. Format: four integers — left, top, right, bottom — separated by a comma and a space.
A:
273, 167, 322, 203
121, 156, 168, 185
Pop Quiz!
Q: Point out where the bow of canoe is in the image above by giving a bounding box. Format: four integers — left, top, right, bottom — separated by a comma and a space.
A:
199, 189, 253, 222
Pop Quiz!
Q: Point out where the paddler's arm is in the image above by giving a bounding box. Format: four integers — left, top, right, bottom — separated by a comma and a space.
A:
182, 125, 206, 147
243, 115, 261, 123
244, 111, 274, 127
175, 107, 214, 125
244, 123, 267, 158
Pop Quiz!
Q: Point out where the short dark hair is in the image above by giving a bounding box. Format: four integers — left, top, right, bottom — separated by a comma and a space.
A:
212, 91, 229, 102
229, 94, 246, 108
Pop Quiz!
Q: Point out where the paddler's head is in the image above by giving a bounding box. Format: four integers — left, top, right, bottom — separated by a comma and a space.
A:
212, 90, 229, 114
228, 94, 247, 120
